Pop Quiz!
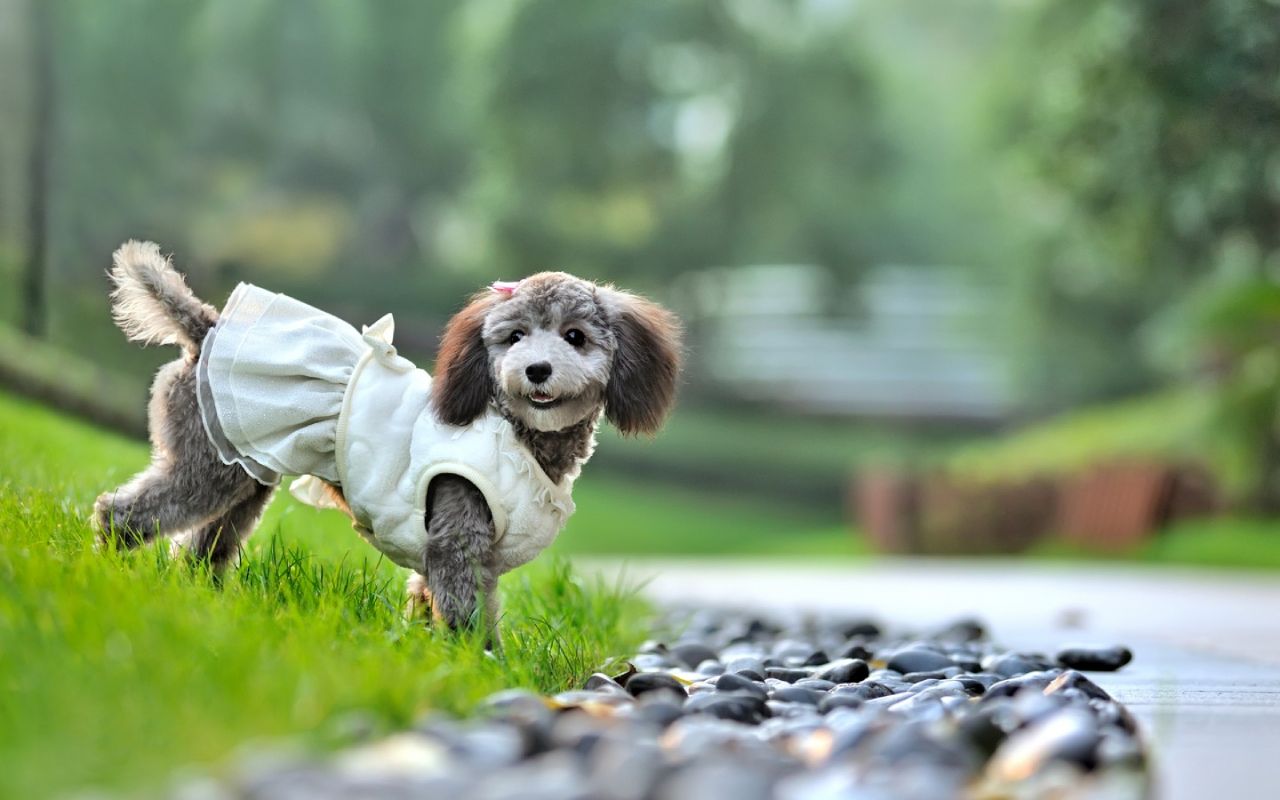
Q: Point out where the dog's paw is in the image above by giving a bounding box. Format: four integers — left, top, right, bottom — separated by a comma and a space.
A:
404, 572, 432, 622
91, 492, 149, 550
91, 492, 119, 547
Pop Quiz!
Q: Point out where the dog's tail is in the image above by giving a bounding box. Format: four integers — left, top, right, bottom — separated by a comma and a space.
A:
108, 240, 217, 354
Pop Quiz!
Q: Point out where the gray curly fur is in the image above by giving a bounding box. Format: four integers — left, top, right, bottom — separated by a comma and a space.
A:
97, 242, 683, 643
108, 241, 217, 352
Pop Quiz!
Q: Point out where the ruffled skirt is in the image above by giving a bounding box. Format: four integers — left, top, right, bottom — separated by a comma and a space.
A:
196, 283, 365, 485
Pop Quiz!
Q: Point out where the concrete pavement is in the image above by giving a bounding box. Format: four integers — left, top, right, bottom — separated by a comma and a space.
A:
580, 558, 1280, 799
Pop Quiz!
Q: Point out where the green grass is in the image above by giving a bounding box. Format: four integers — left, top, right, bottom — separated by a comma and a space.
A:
0, 391, 648, 798
1030, 517, 1280, 571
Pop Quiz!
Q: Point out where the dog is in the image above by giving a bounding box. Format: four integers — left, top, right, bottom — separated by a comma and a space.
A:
94, 241, 681, 633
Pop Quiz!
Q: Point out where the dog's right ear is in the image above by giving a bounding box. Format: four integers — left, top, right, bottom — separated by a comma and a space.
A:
432, 292, 497, 426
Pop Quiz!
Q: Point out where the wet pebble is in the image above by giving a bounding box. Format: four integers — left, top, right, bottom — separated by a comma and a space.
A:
1057, 644, 1134, 672
725, 656, 765, 676
838, 642, 874, 661
690, 694, 771, 724
625, 672, 688, 698
671, 642, 719, 669
813, 658, 869, 684
987, 707, 1101, 781
1045, 669, 1112, 701
714, 672, 768, 700
983, 651, 1055, 677
764, 667, 811, 684
885, 646, 954, 674
770, 686, 824, 705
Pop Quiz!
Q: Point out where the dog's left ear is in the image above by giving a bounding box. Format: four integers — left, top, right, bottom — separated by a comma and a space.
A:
603, 290, 683, 436
432, 292, 497, 426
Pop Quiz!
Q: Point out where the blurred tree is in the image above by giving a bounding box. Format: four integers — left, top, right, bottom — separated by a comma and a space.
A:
0, 0, 901, 376
483, 0, 893, 284
1002, 0, 1280, 407
21, 0, 52, 337
51, 0, 205, 273
1158, 280, 1280, 511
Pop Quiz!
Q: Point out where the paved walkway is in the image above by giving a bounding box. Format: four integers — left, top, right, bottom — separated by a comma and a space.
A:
581, 558, 1280, 800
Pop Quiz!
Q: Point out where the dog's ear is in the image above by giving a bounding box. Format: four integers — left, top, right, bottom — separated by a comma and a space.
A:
432, 292, 497, 426
603, 290, 683, 436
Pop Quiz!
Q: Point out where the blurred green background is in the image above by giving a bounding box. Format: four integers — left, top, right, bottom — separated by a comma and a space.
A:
2, 0, 1279, 563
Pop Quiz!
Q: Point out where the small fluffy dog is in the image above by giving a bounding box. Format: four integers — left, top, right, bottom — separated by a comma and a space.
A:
94, 241, 681, 631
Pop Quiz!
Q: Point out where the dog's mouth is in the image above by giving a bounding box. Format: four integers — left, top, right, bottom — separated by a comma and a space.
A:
526, 391, 565, 409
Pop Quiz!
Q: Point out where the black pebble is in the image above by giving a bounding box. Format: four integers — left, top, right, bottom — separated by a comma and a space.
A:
902, 668, 956, 683
832, 681, 895, 701
635, 700, 684, 728
957, 705, 1008, 756
793, 678, 836, 692
840, 642, 875, 661
671, 643, 719, 669
692, 695, 770, 724
1045, 670, 1112, 701
802, 650, 830, 666
746, 618, 778, 638
818, 693, 864, 714
765, 667, 811, 683
964, 672, 1004, 689
1056, 645, 1133, 672
930, 618, 987, 643
771, 687, 823, 705
983, 670, 1060, 701
841, 621, 882, 639
584, 673, 626, 693
984, 652, 1054, 678
816, 659, 870, 684
886, 647, 954, 674
714, 672, 768, 700
951, 677, 989, 696
625, 672, 687, 698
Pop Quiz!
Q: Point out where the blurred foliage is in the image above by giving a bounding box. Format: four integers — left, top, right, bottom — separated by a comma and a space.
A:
1164, 280, 1280, 509
948, 390, 1210, 481
2, 0, 1279, 504
1000, 0, 1280, 505
1002, 0, 1280, 408
1029, 516, 1280, 571
1, 0, 896, 302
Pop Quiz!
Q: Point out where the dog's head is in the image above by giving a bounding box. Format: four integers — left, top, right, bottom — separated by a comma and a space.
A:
431, 272, 682, 436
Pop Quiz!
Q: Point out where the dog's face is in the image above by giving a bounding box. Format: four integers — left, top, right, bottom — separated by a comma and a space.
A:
482, 274, 615, 431
432, 272, 681, 435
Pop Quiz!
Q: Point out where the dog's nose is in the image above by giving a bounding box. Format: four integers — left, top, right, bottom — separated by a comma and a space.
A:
525, 362, 553, 384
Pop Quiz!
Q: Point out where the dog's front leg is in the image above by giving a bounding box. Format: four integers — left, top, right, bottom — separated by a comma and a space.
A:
419, 475, 499, 637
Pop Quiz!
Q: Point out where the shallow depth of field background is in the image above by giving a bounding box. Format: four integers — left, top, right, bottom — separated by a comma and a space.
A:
2, 0, 1279, 565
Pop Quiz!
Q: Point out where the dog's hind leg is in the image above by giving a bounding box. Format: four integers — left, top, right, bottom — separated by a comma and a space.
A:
93, 462, 258, 549
184, 481, 275, 568
94, 362, 262, 550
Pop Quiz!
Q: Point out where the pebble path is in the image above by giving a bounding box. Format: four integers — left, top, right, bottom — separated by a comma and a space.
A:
187, 608, 1147, 799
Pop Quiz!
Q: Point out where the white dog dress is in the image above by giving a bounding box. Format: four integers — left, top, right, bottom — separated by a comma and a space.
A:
195, 283, 576, 573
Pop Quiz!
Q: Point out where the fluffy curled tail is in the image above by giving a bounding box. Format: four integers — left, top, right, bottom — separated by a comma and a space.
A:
108, 240, 217, 353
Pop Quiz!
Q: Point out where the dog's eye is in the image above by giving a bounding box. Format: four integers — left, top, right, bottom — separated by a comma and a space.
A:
507, 330, 524, 345
564, 329, 586, 348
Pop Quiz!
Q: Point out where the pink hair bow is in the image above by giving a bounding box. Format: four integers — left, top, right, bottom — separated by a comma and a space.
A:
490, 280, 522, 295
